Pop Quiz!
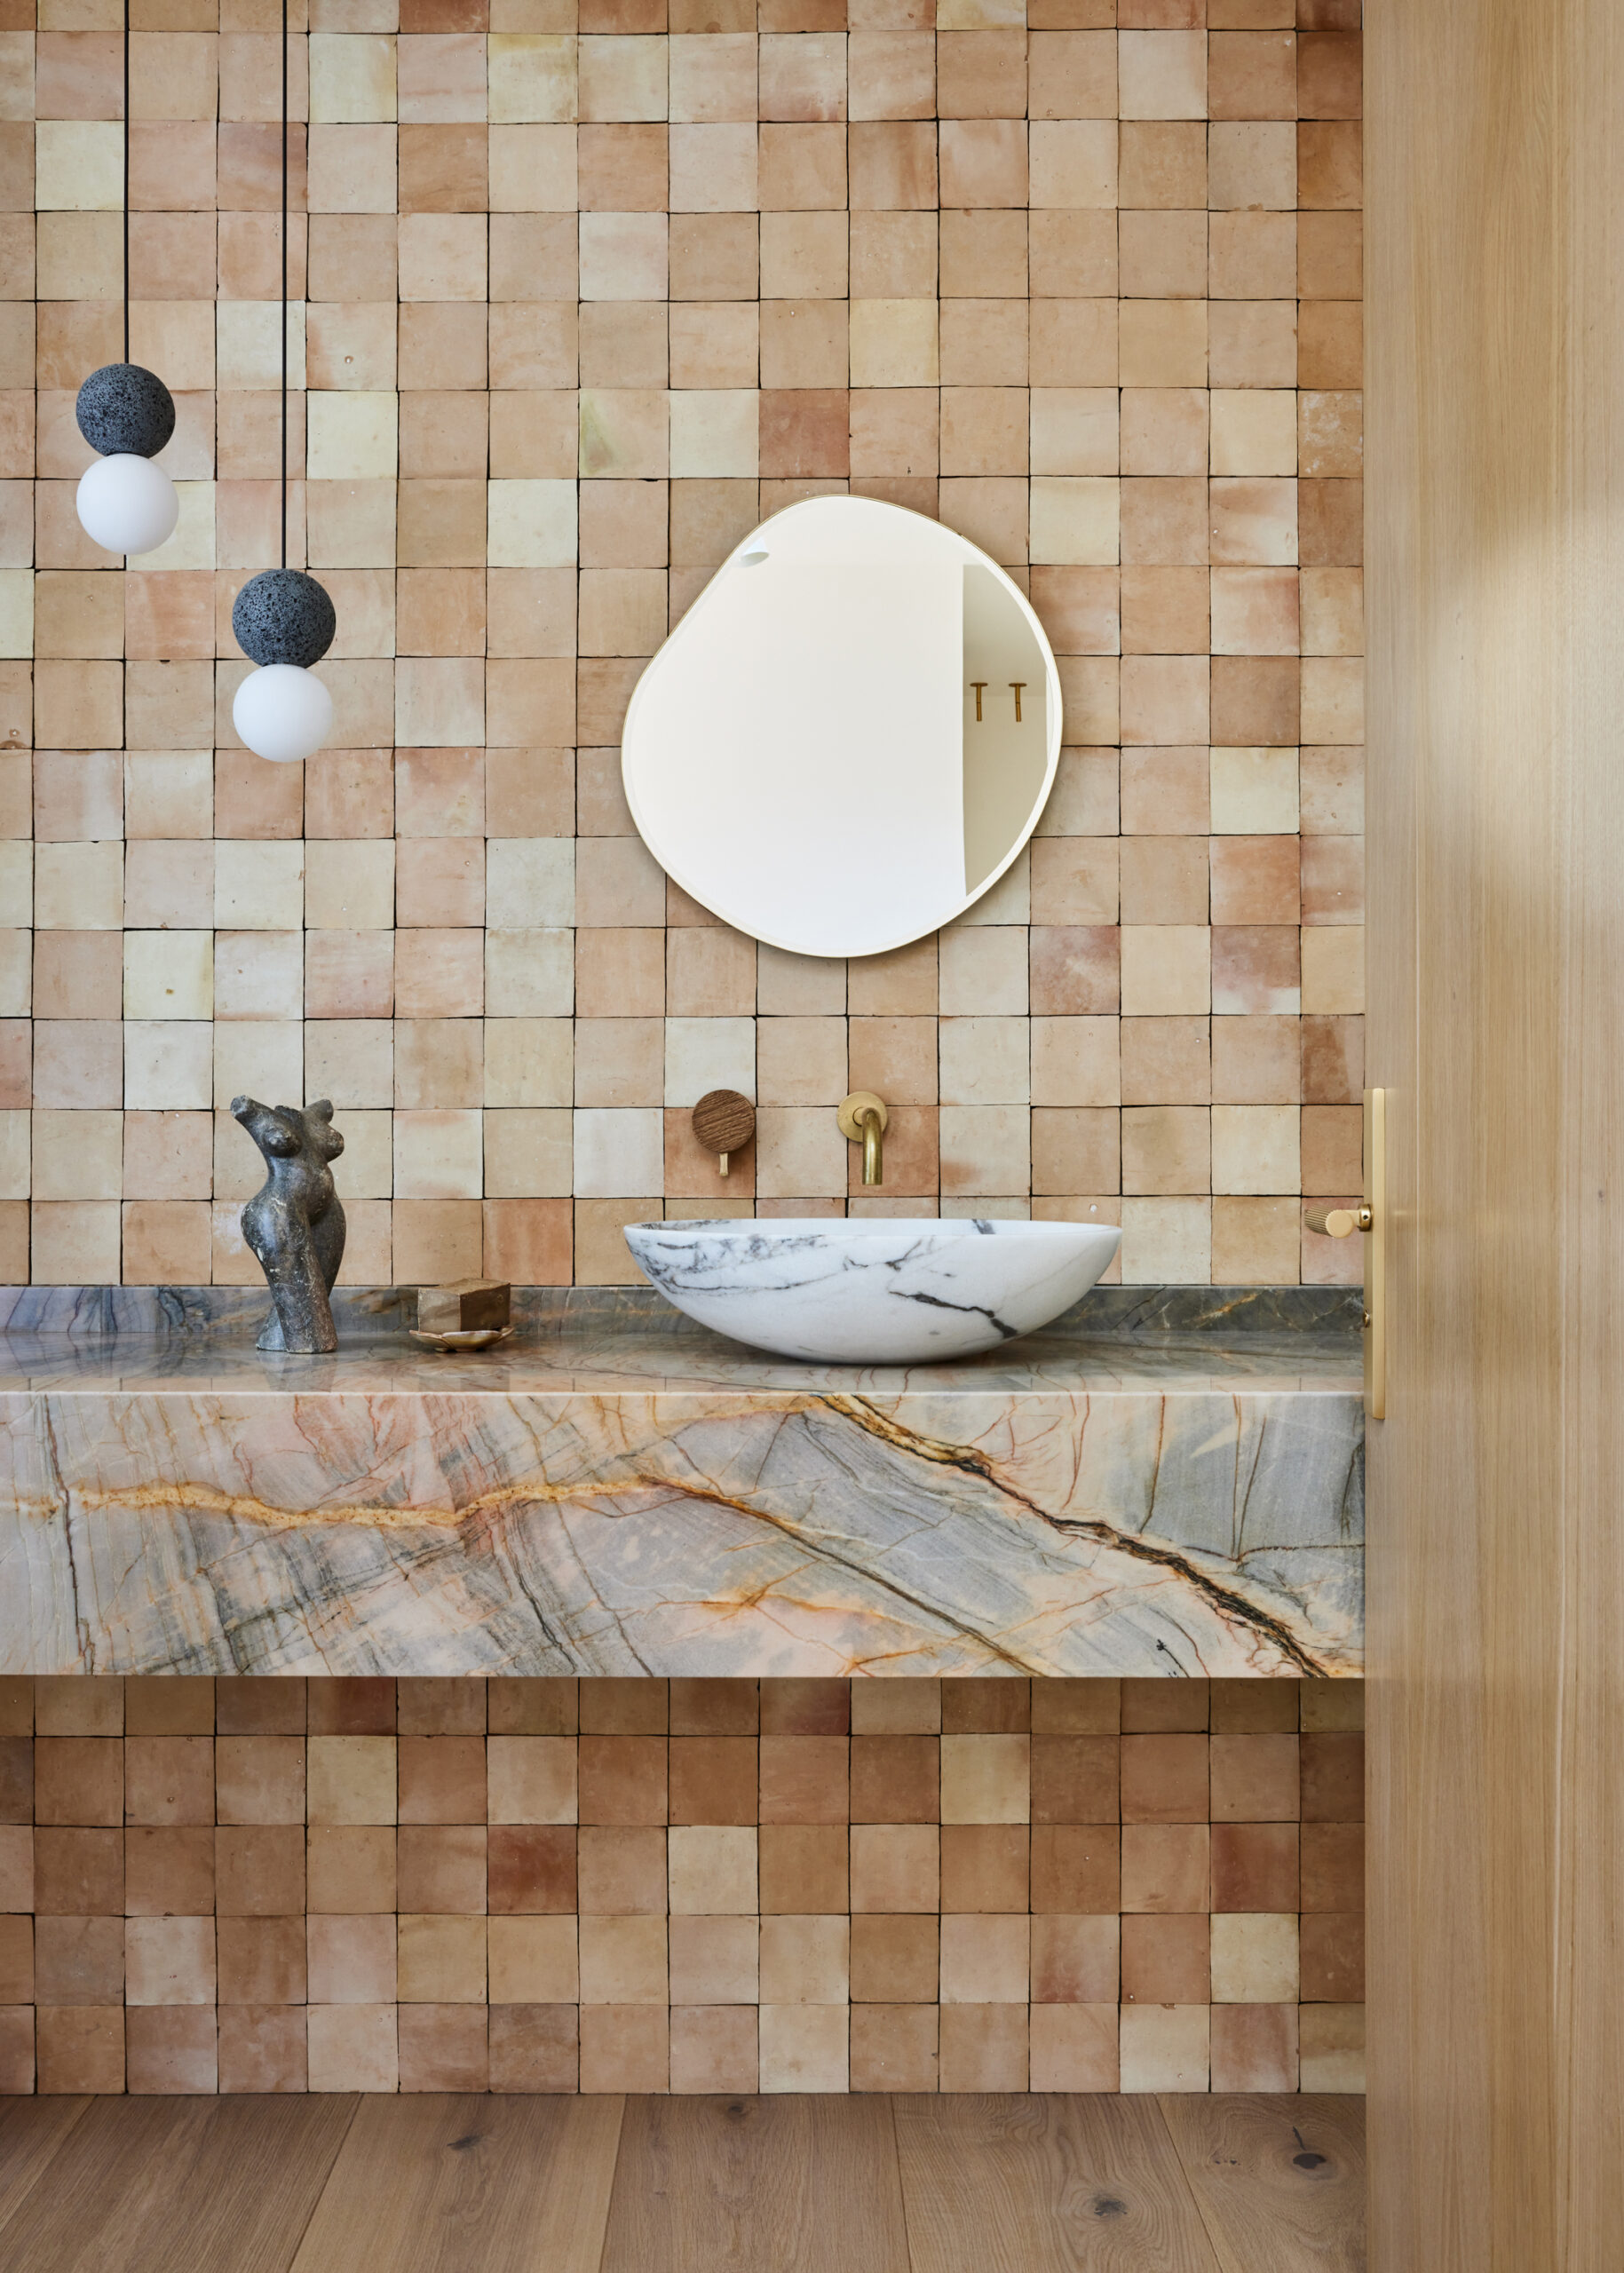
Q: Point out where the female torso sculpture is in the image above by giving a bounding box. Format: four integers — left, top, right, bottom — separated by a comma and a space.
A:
231, 1096, 346, 1354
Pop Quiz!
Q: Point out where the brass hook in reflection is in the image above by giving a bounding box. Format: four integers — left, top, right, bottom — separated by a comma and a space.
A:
970, 681, 986, 721
1010, 681, 1026, 723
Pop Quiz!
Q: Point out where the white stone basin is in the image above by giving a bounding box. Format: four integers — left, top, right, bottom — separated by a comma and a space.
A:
622, 1217, 1122, 1364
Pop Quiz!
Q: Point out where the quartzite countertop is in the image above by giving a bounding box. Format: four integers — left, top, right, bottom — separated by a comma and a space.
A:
0, 1287, 1364, 1683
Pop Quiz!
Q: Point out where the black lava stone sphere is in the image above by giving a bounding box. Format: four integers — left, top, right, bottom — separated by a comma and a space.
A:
75, 364, 176, 459
233, 570, 338, 669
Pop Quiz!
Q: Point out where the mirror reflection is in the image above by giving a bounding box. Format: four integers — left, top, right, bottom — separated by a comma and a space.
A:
622, 496, 1063, 960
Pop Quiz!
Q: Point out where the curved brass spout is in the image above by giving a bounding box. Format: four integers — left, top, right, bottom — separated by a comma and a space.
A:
837, 1091, 890, 1186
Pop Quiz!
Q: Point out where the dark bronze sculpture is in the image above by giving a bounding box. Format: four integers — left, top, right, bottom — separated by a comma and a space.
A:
232, 1096, 346, 1355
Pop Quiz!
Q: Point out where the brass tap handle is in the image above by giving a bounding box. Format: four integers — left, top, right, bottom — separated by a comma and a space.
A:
1306, 1204, 1374, 1238
837, 1091, 889, 1187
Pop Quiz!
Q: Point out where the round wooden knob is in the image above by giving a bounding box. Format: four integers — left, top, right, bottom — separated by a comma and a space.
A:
692, 1089, 756, 1164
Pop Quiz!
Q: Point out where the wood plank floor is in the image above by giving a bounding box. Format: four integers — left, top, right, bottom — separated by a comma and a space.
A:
0, 2095, 1365, 2273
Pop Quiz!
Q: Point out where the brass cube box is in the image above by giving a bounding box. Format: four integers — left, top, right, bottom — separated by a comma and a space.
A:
416, 1279, 511, 1335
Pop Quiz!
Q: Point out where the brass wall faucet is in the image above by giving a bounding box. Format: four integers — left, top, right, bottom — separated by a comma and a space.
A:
838, 1091, 889, 1185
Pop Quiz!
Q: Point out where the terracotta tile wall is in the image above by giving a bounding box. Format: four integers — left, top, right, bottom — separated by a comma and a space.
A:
0, 1675, 1366, 2094
0, 0, 1365, 1289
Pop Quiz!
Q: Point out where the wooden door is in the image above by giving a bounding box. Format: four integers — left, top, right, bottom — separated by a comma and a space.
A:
1366, 0, 1624, 2263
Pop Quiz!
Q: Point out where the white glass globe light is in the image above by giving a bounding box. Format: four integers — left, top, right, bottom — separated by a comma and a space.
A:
232, 663, 334, 765
75, 453, 179, 556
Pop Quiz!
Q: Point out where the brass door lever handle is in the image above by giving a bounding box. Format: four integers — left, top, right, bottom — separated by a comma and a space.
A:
1306, 1205, 1374, 1238
1305, 1089, 1386, 1422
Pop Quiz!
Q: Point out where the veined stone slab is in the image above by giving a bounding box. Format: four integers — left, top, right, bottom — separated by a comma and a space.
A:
0, 1294, 1363, 1681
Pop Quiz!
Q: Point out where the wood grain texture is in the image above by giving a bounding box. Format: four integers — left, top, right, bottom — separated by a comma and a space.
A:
690, 1090, 756, 1156
1367, 0, 1624, 2266
599, 2094, 911, 2273
0, 2095, 357, 2273
290, 2095, 623, 2273
0, 2096, 91, 2240
1157, 2095, 1366, 2273
893, 2095, 1221, 2273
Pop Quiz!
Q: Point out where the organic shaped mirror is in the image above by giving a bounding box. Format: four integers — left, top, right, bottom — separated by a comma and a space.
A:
622, 495, 1063, 959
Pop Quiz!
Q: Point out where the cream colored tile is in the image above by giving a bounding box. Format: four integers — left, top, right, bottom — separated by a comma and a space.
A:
574, 1107, 663, 1196
0, 846, 30, 931
1030, 477, 1118, 566
1210, 391, 1297, 479
309, 34, 397, 123
489, 35, 577, 124
664, 1018, 755, 1108
218, 300, 306, 392
214, 842, 305, 931
1210, 747, 1298, 836
940, 1735, 1031, 1824
1120, 926, 1208, 1016
124, 931, 212, 1022
487, 839, 574, 928
0, 571, 31, 661
850, 300, 939, 388
489, 479, 577, 568
212, 1021, 304, 1110
394, 1110, 483, 1199
1211, 1104, 1298, 1196
669, 1827, 757, 1917
1210, 1913, 1298, 2004
1119, 2002, 1208, 2092
490, 123, 577, 213
31, 1111, 122, 1201
36, 123, 123, 210
1119, 1194, 1210, 1284
35, 843, 122, 931
125, 1023, 213, 1112
308, 392, 398, 481
304, 840, 393, 930
669, 392, 758, 478
0, 1113, 27, 1201
308, 1735, 397, 1825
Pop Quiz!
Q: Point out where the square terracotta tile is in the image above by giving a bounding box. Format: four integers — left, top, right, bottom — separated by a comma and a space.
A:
488, 1826, 578, 1916
851, 1736, 939, 1824
489, 2003, 579, 2091
758, 1826, 848, 1915
938, 2004, 1027, 2094
670, 2005, 759, 2094
850, 2003, 938, 2094
124, 1827, 216, 1920
759, 1735, 849, 1825
217, 1826, 305, 1920
577, 1735, 669, 1826
218, 2007, 308, 2095
127, 2007, 217, 2096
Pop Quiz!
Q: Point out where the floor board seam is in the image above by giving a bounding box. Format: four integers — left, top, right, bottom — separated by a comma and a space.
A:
279, 2095, 363, 2273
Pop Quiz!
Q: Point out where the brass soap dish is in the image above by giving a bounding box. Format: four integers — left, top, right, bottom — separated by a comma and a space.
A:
409, 1324, 516, 1353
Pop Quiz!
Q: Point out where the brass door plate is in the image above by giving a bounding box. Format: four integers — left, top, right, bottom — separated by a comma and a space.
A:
1365, 1086, 1386, 1422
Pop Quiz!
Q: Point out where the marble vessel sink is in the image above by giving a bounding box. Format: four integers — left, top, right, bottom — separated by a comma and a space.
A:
622, 1216, 1123, 1362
